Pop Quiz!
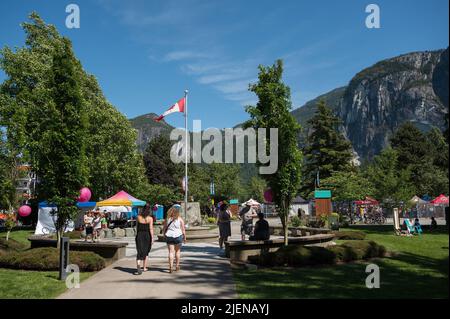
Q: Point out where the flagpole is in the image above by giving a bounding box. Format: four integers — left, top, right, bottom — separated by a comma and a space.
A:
184, 89, 188, 223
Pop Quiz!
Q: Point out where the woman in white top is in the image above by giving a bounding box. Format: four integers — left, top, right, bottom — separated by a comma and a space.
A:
162, 204, 186, 273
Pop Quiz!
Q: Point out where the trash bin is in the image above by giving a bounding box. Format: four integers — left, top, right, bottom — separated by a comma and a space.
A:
154, 205, 164, 220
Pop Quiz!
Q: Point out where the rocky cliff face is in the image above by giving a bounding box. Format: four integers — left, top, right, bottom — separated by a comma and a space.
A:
129, 113, 173, 152
339, 49, 448, 160
293, 48, 449, 161
131, 49, 449, 161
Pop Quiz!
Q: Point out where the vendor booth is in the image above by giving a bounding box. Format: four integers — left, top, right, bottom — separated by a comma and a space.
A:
35, 201, 96, 235
430, 194, 449, 218
96, 191, 146, 227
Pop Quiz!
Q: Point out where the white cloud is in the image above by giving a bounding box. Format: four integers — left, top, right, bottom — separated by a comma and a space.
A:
163, 50, 212, 62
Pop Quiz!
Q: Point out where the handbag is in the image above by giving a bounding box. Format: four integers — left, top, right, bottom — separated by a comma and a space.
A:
162, 218, 176, 240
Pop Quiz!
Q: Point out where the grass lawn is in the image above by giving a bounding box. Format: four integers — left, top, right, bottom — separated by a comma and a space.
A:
0, 229, 95, 299
233, 225, 449, 298
0, 229, 34, 249
0, 269, 94, 299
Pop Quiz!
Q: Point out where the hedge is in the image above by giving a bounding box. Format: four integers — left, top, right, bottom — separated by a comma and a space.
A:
0, 247, 105, 271
249, 240, 386, 267
332, 231, 366, 240
0, 238, 27, 252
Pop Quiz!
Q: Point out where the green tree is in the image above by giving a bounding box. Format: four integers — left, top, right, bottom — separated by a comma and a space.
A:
390, 122, 448, 196
0, 133, 18, 212
1, 13, 148, 204
246, 176, 267, 203
364, 147, 415, 210
30, 38, 89, 243
143, 134, 183, 189
245, 59, 302, 245
321, 170, 374, 218
188, 163, 245, 209
301, 100, 353, 197
141, 184, 179, 207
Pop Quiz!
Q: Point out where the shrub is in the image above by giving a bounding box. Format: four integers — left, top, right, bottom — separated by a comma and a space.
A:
206, 217, 217, 224
307, 219, 325, 228
0, 247, 105, 271
340, 240, 386, 260
0, 238, 27, 252
307, 246, 337, 265
250, 240, 386, 267
290, 216, 302, 227
333, 231, 366, 240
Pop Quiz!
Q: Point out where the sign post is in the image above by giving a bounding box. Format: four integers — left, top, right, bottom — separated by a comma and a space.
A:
59, 237, 70, 280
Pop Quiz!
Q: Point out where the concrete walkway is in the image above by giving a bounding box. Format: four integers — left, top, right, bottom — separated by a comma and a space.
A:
59, 236, 238, 299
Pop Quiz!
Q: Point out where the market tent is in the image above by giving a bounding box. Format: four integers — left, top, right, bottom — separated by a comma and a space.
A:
242, 198, 261, 207
96, 190, 146, 207
354, 196, 379, 206
410, 195, 428, 205
430, 194, 449, 205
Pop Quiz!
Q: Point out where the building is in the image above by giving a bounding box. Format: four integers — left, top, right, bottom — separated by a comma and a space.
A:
289, 195, 312, 217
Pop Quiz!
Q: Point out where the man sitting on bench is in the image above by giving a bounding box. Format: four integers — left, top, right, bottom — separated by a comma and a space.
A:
249, 213, 270, 241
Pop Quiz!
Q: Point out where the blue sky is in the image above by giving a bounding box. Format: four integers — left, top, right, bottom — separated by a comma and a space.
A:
0, 0, 448, 129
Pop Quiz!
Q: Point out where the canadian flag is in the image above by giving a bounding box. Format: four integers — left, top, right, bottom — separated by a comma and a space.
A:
154, 97, 186, 122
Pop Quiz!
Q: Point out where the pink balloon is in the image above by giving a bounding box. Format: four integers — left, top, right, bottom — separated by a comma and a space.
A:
77, 187, 92, 202
264, 189, 273, 203
18, 205, 32, 217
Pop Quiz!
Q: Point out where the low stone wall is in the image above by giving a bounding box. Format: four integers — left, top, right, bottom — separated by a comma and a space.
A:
225, 234, 335, 262
269, 226, 331, 237
28, 235, 128, 264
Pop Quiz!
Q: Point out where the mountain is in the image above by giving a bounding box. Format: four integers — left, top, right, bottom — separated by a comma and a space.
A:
130, 49, 449, 162
293, 48, 449, 160
129, 113, 174, 152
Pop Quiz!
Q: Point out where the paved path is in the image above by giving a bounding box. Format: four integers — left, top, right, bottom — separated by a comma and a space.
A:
59, 232, 238, 299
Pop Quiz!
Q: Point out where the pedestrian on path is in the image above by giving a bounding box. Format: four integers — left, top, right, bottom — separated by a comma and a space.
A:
134, 203, 154, 275
162, 204, 186, 273
217, 202, 231, 249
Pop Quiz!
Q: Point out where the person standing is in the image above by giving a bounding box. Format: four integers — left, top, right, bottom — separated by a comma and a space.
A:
217, 202, 232, 249
239, 203, 258, 240
162, 204, 186, 273
92, 212, 102, 242
134, 203, 154, 275
84, 211, 94, 243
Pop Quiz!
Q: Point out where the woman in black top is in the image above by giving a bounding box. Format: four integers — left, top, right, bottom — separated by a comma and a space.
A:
135, 203, 154, 275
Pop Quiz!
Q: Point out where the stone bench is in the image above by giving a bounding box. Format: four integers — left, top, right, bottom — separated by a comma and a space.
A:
28, 235, 128, 264
269, 226, 332, 237
225, 234, 335, 262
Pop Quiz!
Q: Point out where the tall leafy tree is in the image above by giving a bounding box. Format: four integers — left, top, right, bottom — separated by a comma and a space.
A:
246, 176, 267, 203
390, 122, 448, 196
143, 134, 183, 189
321, 170, 374, 218
0, 13, 149, 206
364, 147, 415, 210
245, 59, 302, 245
301, 100, 353, 197
29, 38, 89, 242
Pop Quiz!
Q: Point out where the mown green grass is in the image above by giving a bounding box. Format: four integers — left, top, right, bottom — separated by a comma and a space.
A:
233, 225, 449, 298
0, 229, 95, 299
0, 269, 94, 299
0, 229, 34, 249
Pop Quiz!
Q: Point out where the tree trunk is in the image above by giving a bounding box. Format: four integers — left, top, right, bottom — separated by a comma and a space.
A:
6, 230, 10, 241
284, 213, 288, 246
56, 228, 64, 249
